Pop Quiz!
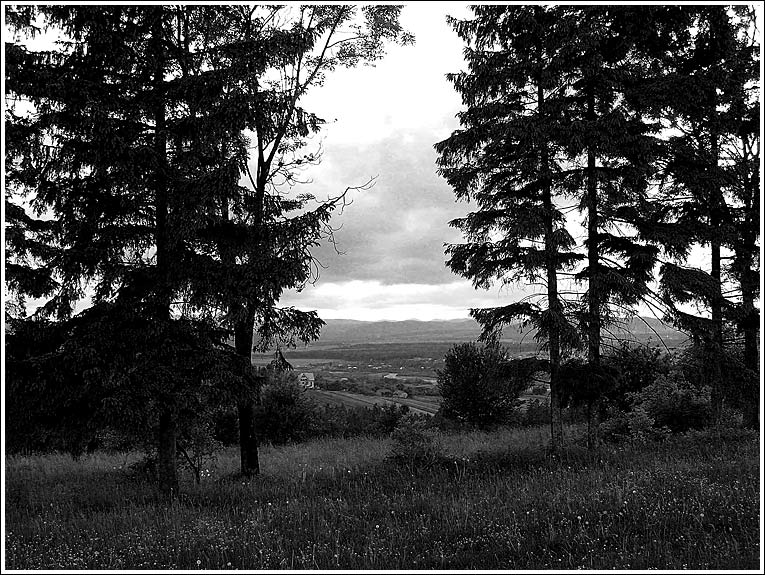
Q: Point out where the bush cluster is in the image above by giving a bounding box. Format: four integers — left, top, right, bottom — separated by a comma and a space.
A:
388, 414, 443, 466
437, 340, 531, 429
599, 345, 715, 443
210, 380, 410, 447
628, 370, 711, 433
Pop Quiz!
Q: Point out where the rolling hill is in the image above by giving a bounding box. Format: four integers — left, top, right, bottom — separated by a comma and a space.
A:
311, 317, 686, 348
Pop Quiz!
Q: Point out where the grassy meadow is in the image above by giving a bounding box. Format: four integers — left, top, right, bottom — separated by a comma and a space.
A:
5, 425, 760, 570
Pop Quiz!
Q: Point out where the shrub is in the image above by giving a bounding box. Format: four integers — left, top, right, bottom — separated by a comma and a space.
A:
176, 418, 223, 484
430, 412, 467, 432
598, 409, 630, 443
437, 340, 528, 429
599, 406, 670, 444
676, 342, 758, 414
256, 377, 315, 444
321, 379, 343, 391
522, 399, 551, 426
559, 358, 618, 408
212, 409, 239, 446
625, 407, 656, 443
389, 414, 443, 466
305, 403, 409, 440
628, 370, 711, 433
530, 384, 548, 396
602, 343, 672, 410
372, 403, 409, 434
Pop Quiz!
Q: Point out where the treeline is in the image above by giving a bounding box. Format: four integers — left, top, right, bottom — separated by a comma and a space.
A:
435, 337, 753, 442
4, 6, 413, 497
268, 340, 543, 362
435, 5, 760, 449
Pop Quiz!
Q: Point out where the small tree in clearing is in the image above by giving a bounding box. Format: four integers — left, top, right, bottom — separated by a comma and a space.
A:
437, 340, 528, 429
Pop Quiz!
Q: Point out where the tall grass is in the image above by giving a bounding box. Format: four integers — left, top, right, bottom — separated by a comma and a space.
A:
5, 426, 759, 570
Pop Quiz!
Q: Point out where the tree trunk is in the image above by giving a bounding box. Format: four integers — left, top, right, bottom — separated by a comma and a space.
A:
546, 236, 563, 452
157, 407, 178, 497
739, 254, 758, 428
586, 86, 601, 449
539, 81, 563, 452
236, 105, 269, 474
709, 127, 725, 426
741, 287, 759, 429
740, 258, 758, 415
238, 400, 260, 476
235, 307, 260, 476
709, 242, 724, 425
739, 133, 759, 429
152, 7, 178, 497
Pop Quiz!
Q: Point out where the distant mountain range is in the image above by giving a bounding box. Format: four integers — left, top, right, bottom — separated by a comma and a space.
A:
312, 317, 687, 347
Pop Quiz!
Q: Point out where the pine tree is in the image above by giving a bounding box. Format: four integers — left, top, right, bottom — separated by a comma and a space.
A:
5, 6, 261, 495
438, 6, 668, 449
5, 5, 414, 488
5, 23, 60, 320
636, 6, 759, 424
721, 8, 759, 428
436, 6, 582, 451
180, 6, 413, 476
547, 6, 663, 446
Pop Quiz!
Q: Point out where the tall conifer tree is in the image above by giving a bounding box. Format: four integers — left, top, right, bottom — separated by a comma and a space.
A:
5, 6, 256, 495
635, 6, 759, 424
548, 6, 662, 445
182, 5, 412, 476
5, 6, 413, 489
436, 6, 582, 450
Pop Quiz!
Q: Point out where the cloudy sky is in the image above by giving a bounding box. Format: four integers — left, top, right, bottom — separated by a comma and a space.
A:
278, 3, 527, 321
12, 2, 529, 322
14, 4, 742, 323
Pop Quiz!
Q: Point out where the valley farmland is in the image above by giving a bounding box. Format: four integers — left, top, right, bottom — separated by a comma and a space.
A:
252, 317, 687, 413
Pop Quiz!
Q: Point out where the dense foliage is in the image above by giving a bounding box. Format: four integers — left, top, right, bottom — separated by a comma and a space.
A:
437, 340, 533, 428
4, 5, 412, 490
437, 5, 760, 440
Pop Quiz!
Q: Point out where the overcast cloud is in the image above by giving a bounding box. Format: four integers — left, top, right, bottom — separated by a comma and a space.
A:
277, 3, 501, 320
298, 132, 467, 286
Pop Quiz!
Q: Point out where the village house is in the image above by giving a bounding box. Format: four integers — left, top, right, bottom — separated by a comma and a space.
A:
298, 372, 315, 389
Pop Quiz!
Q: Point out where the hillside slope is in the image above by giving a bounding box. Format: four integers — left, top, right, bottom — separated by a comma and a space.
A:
313, 317, 686, 347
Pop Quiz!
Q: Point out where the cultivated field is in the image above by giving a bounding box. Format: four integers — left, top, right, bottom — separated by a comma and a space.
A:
307, 389, 441, 415
5, 426, 759, 570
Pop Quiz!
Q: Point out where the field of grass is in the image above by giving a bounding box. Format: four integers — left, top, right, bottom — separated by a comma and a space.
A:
5, 426, 760, 570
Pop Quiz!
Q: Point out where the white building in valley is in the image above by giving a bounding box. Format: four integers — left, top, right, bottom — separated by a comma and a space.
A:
298, 372, 315, 389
